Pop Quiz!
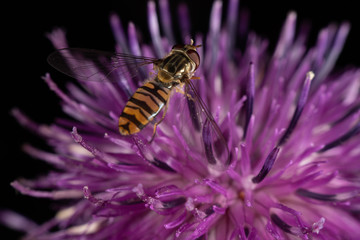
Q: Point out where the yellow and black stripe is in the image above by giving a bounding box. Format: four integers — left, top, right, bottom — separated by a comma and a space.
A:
119, 80, 171, 135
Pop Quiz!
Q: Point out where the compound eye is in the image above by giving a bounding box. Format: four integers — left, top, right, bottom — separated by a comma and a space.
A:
186, 49, 200, 70
172, 44, 185, 50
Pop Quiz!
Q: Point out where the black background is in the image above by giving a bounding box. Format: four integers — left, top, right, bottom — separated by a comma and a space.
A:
3, 0, 360, 238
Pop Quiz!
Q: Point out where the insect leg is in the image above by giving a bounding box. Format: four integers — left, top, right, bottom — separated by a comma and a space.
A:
175, 88, 194, 101
181, 76, 200, 100
148, 95, 171, 143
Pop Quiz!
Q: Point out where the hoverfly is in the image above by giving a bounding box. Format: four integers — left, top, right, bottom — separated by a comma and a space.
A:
48, 40, 230, 165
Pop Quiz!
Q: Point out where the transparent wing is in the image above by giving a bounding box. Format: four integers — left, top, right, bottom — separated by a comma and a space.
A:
47, 48, 161, 82
185, 80, 231, 168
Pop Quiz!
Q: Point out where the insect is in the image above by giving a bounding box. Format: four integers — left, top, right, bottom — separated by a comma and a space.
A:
48, 40, 230, 164
117, 42, 202, 139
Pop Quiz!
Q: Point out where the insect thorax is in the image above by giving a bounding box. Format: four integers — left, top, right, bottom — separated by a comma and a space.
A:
157, 52, 193, 85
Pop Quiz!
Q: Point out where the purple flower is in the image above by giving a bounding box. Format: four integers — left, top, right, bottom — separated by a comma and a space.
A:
4, 0, 360, 239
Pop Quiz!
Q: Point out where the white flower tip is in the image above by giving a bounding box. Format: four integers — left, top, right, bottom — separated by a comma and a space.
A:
340, 21, 351, 34
109, 12, 119, 23
71, 127, 83, 143
83, 186, 90, 199
312, 217, 325, 234
185, 198, 194, 211
55, 207, 76, 220
148, 0, 156, 9
10, 108, 20, 118
46, 28, 68, 49
67, 220, 104, 235
307, 71, 315, 81
288, 11, 297, 20
128, 21, 135, 29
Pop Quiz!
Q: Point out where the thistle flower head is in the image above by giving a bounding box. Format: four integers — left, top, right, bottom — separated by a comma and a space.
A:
4, 0, 360, 239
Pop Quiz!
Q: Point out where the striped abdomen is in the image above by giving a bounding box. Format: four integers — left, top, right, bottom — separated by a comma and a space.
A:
119, 80, 171, 135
